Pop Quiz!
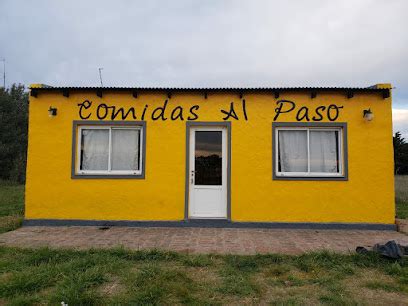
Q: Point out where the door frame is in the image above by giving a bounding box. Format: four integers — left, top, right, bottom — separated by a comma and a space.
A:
185, 121, 231, 221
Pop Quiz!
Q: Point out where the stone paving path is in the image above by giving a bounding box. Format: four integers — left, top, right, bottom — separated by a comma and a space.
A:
1, 226, 407, 255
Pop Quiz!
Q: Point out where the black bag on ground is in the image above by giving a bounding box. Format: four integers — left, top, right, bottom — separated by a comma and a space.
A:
356, 240, 407, 259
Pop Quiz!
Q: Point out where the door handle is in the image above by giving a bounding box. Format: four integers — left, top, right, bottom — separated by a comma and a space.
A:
190, 170, 194, 184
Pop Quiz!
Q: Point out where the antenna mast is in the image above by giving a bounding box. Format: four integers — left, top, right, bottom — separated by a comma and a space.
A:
98, 67, 103, 87
1, 59, 5, 88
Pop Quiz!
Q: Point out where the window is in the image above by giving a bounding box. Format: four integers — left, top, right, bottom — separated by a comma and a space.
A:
73, 121, 145, 178
273, 123, 347, 179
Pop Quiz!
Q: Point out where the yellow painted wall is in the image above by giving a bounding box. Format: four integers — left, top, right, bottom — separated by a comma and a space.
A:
25, 87, 395, 224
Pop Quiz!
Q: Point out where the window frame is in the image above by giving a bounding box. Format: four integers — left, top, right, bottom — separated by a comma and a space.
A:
72, 121, 146, 179
272, 122, 348, 181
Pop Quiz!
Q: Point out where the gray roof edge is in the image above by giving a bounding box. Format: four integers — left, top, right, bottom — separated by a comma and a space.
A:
29, 85, 390, 92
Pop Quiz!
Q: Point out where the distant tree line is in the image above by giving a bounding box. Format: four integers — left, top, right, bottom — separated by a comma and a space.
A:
394, 132, 408, 175
0, 84, 28, 183
0, 83, 407, 183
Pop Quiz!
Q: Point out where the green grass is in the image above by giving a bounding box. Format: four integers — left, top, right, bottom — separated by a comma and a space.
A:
396, 175, 408, 219
0, 180, 24, 233
0, 247, 407, 305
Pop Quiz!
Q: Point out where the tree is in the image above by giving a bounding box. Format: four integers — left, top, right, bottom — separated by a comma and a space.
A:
0, 84, 28, 183
393, 132, 408, 175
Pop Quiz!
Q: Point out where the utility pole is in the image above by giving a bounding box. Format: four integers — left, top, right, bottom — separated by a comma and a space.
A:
98, 67, 103, 87
1, 59, 5, 88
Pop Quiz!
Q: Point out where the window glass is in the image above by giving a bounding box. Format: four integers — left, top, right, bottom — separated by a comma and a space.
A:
195, 131, 222, 185
275, 127, 343, 178
310, 131, 339, 173
77, 126, 143, 175
80, 129, 109, 171
111, 129, 140, 171
278, 130, 308, 172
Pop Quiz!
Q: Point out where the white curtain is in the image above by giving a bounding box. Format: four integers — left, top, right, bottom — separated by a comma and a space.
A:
111, 129, 140, 170
278, 130, 308, 172
81, 129, 109, 170
310, 131, 338, 173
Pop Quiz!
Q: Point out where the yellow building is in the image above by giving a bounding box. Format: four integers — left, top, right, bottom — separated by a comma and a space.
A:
25, 84, 395, 229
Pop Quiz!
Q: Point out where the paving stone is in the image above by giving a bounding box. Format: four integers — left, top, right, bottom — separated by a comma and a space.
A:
0, 226, 407, 255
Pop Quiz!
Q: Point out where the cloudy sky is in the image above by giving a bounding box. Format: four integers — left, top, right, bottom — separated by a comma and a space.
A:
1, 0, 407, 136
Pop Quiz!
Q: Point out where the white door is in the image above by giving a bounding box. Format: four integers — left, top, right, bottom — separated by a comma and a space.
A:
188, 127, 228, 219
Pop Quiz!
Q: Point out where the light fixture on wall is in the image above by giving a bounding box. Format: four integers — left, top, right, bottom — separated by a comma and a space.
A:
48, 106, 57, 117
363, 109, 373, 121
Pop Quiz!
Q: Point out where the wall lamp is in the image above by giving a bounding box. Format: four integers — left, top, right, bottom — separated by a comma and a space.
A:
363, 109, 373, 121
48, 106, 57, 117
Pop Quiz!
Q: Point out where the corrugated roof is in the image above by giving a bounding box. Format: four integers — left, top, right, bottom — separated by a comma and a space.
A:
29, 84, 391, 91
28, 84, 391, 99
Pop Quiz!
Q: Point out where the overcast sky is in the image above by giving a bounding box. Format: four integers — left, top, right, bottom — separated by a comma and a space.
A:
1, 0, 407, 137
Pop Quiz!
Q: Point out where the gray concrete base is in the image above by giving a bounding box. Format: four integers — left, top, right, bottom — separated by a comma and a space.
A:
23, 219, 397, 231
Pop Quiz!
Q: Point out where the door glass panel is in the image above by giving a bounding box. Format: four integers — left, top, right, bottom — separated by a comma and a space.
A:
195, 131, 222, 185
